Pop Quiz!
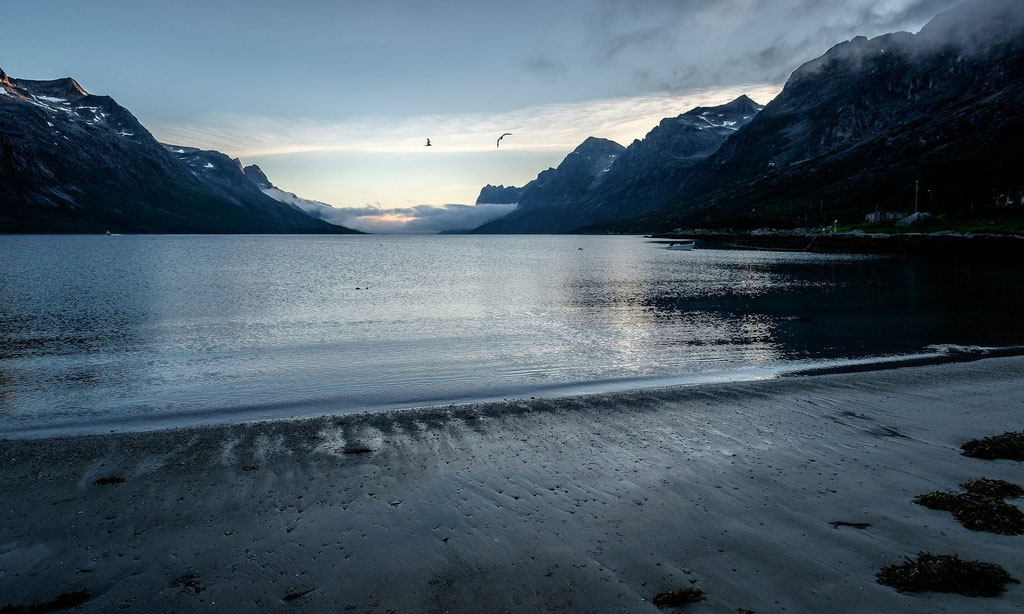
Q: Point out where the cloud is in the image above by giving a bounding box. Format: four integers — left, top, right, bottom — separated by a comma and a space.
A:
523, 58, 568, 78
843, 0, 964, 31
261, 185, 516, 233
314, 203, 518, 234
583, 0, 962, 91
150, 82, 783, 158
585, 0, 719, 61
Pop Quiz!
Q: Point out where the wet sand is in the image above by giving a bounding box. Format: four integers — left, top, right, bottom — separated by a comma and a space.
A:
2, 357, 1023, 613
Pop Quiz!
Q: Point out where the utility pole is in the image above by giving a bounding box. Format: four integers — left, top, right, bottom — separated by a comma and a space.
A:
915, 180, 919, 213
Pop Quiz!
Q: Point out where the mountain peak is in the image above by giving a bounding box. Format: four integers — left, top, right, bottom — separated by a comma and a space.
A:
788, 31, 914, 82
9, 76, 88, 100
789, 0, 1024, 85
476, 184, 523, 205
918, 0, 1024, 51
572, 137, 625, 155
720, 95, 762, 112
242, 164, 274, 190
683, 95, 763, 119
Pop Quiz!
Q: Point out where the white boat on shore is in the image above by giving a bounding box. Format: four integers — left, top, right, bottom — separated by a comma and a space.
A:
666, 241, 695, 251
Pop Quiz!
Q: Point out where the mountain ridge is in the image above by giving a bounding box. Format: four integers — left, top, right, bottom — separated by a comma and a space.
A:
592, 0, 1024, 232
471, 136, 625, 233
0, 70, 355, 233
239, 163, 356, 228
471, 95, 762, 233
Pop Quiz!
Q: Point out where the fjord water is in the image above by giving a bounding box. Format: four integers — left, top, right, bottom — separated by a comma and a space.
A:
2, 234, 1022, 437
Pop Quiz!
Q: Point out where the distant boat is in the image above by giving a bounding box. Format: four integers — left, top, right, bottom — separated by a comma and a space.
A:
105, 230, 111, 236
666, 241, 694, 251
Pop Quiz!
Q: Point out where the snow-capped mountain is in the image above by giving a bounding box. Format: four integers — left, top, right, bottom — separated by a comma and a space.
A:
0, 68, 351, 233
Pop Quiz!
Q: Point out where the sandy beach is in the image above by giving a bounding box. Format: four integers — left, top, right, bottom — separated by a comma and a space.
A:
2, 357, 1023, 613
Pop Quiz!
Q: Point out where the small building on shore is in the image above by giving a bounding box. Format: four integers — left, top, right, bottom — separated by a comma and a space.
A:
865, 210, 909, 223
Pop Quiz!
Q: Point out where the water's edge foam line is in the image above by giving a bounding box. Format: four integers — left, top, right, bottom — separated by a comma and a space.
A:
5, 345, 1023, 441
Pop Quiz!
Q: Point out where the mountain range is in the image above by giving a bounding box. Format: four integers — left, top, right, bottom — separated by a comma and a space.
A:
2, 0, 1021, 236
471, 0, 1024, 234
0, 69, 357, 234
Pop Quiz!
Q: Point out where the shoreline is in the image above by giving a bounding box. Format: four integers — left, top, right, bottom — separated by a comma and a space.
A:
2, 357, 1024, 612
647, 231, 1024, 256
5, 347, 1023, 441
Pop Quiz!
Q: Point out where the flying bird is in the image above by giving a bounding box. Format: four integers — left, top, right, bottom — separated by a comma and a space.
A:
496, 133, 512, 148
425, 138, 432, 147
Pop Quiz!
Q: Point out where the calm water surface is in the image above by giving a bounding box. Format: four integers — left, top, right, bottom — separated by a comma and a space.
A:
2, 235, 1022, 436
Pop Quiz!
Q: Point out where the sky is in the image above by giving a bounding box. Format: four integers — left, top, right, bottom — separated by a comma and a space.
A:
2, 0, 963, 228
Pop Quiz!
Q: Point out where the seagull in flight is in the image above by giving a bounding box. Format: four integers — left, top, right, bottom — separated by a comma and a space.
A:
496, 133, 512, 148
425, 138, 432, 147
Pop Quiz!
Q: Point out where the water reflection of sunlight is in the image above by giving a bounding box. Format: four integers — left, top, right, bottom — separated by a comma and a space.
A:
553, 243, 797, 375
4, 235, 1024, 436
557, 241, 665, 377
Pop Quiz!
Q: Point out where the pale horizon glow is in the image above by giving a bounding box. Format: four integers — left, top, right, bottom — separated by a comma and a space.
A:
152, 83, 783, 157
150, 83, 783, 208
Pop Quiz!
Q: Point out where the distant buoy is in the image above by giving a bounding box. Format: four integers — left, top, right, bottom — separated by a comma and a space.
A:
578, 247, 583, 250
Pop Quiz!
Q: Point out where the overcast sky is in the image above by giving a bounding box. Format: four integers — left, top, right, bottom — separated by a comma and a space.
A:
3, 0, 962, 212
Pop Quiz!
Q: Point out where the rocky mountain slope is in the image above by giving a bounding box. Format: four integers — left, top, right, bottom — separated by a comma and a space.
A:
241, 163, 352, 226
0, 68, 351, 233
475, 184, 523, 205
472, 137, 625, 233
568, 95, 762, 227
591, 0, 1024, 232
471, 97, 761, 233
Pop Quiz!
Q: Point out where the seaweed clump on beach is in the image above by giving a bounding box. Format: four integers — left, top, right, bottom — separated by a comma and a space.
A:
914, 490, 964, 512
652, 587, 706, 608
962, 477, 1024, 500
877, 553, 1018, 597
915, 479, 1024, 535
1, 589, 92, 613
961, 432, 1024, 461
